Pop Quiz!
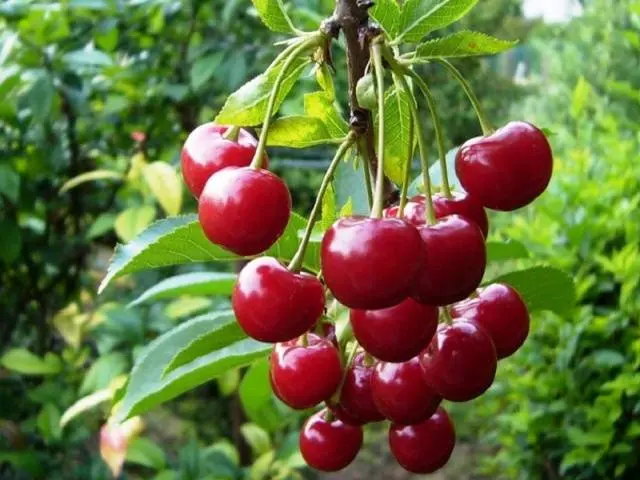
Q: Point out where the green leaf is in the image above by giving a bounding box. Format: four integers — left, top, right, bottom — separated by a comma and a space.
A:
128, 272, 237, 307
114, 311, 270, 422
215, 54, 309, 126
267, 116, 335, 148
0, 451, 44, 477
335, 157, 370, 216
0, 164, 20, 201
0, 219, 21, 264
114, 206, 157, 243
304, 92, 348, 137
241, 424, 272, 457
26, 73, 54, 123
59, 169, 123, 194
239, 359, 286, 431
409, 147, 461, 195
218, 369, 241, 396
486, 239, 530, 262
190, 53, 224, 90
379, 85, 413, 186
251, 0, 296, 33
86, 213, 117, 240
315, 64, 335, 100
398, 0, 480, 44
126, 438, 166, 470
143, 162, 183, 216
0, 349, 62, 376
487, 266, 575, 317
60, 388, 115, 428
571, 76, 593, 119
80, 352, 128, 395
63, 48, 113, 67
321, 184, 337, 231
164, 311, 247, 374
36, 404, 62, 443
99, 213, 319, 294
371, 0, 401, 37
164, 297, 212, 319
413, 30, 517, 59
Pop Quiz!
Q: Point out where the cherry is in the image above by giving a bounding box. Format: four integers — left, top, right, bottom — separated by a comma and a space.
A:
270, 334, 342, 409
334, 352, 384, 425
319, 321, 338, 347
181, 123, 267, 198
388, 407, 455, 474
321, 216, 425, 309
451, 283, 530, 359
412, 215, 486, 306
299, 408, 363, 472
199, 167, 291, 256
232, 257, 324, 342
407, 192, 489, 237
350, 298, 438, 363
383, 205, 400, 218
420, 321, 497, 402
455, 121, 553, 211
372, 357, 441, 425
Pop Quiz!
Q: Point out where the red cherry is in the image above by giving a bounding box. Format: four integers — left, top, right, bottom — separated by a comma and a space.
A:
181, 123, 267, 198
321, 217, 425, 309
407, 192, 489, 237
451, 283, 530, 359
199, 167, 291, 256
372, 357, 441, 425
320, 321, 338, 347
350, 298, 438, 362
420, 321, 497, 402
455, 121, 553, 211
299, 409, 363, 472
270, 334, 342, 409
232, 257, 324, 342
383, 205, 400, 218
412, 215, 486, 306
335, 352, 384, 425
389, 407, 455, 474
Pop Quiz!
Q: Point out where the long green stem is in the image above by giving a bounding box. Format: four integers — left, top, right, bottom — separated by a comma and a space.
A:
369, 42, 386, 219
330, 341, 360, 405
357, 138, 374, 209
249, 36, 319, 169
441, 306, 453, 325
434, 59, 494, 136
402, 67, 451, 198
288, 133, 356, 272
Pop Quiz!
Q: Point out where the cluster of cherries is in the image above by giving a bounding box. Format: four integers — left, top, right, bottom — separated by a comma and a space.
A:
181, 120, 553, 473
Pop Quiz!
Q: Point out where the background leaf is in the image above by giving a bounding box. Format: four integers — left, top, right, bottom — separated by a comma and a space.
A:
486, 239, 530, 262
114, 206, 157, 243
59, 169, 122, 193
239, 359, 287, 432
142, 162, 183, 216
0, 349, 62, 376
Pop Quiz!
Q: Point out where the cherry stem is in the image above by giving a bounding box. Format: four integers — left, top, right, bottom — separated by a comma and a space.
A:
441, 306, 454, 325
360, 140, 374, 209
288, 133, 356, 272
222, 125, 240, 142
249, 36, 319, 170
369, 41, 386, 219
434, 59, 494, 136
402, 68, 451, 198
330, 341, 359, 405
301, 332, 309, 347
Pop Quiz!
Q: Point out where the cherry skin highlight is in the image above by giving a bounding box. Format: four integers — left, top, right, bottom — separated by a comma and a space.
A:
299, 408, 363, 472
350, 298, 438, 363
270, 334, 342, 409
321, 216, 425, 310
406, 192, 489, 237
455, 121, 553, 211
232, 257, 324, 342
199, 167, 291, 256
181, 123, 267, 198
372, 357, 441, 425
389, 407, 455, 474
452, 283, 530, 359
412, 215, 486, 306
334, 352, 384, 425
420, 321, 497, 402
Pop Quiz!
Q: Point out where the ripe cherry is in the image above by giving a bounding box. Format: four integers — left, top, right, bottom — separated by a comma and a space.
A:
232, 257, 324, 342
372, 357, 441, 425
299, 408, 363, 472
452, 283, 530, 359
181, 123, 267, 198
350, 298, 438, 363
406, 192, 489, 237
199, 167, 291, 256
413, 215, 486, 306
389, 407, 455, 474
455, 121, 553, 211
334, 352, 384, 425
270, 334, 342, 409
420, 321, 497, 402
321, 217, 425, 309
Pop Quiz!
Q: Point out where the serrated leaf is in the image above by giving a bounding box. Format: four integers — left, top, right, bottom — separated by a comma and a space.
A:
266, 116, 335, 148
98, 213, 319, 294
59, 169, 123, 194
413, 30, 517, 59
377, 86, 413, 186
486, 239, 529, 262
304, 91, 348, 137
114, 206, 157, 243
128, 272, 236, 307
371, 0, 401, 37
143, 162, 183, 216
251, 0, 296, 33
1, 349, 62, 376
239, 359, 286, 431
398, 0, 479, 44
164, 311, 247, 373
488, 266, 575, 317
215, 54, 309, 126
114, 311, 269, 422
